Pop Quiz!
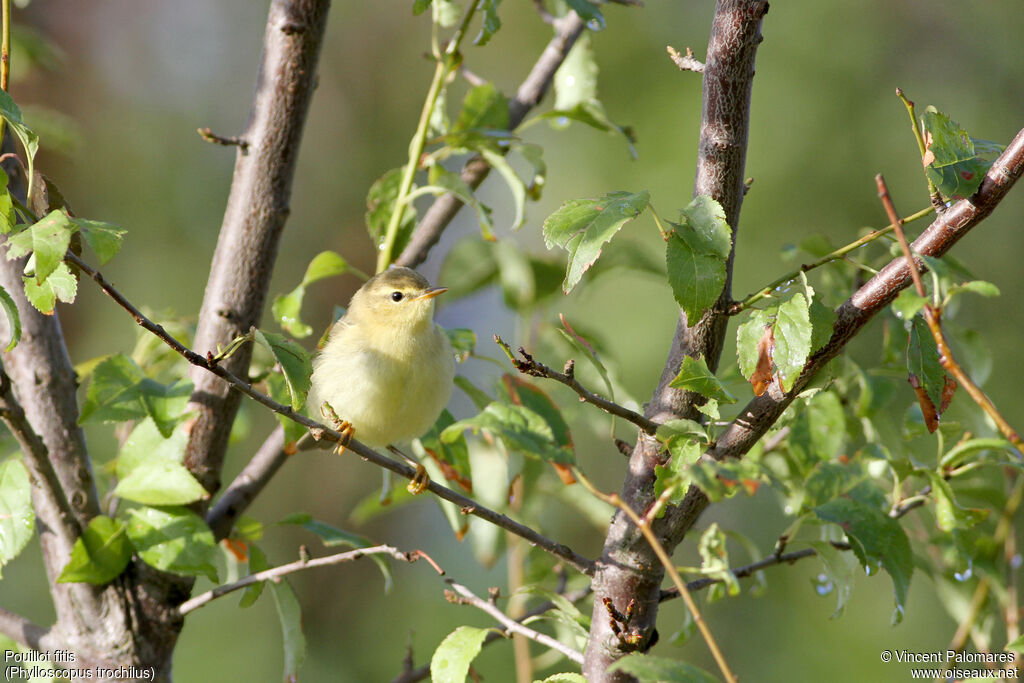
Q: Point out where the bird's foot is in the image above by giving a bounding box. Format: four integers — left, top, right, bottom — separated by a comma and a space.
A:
388, 445, 431, 495
320, 402, 354, 455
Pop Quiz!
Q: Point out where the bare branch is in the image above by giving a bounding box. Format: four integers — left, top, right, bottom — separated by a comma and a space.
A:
184, 0, 331, 498
196, 127, 249, 150
395, 11, 587, 269
444, 580, 585, 665
178, 545, 438, 616
0, 606, 54, 652
206, 425, 290, 540
494, 336, 659, 435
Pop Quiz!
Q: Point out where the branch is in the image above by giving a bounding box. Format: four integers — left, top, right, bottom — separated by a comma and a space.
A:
494, 336, 659, 435
444, 580, 584, 665
394, 11, 587, 269
70, 251, 596, 574
206, 425, 290, 540
184, 0, 330, 498
0, 606, 53, 652
666, 45, 704, 73
584, 2, 770, 679
178, 545, 439, 616
661, 124, 1024, 545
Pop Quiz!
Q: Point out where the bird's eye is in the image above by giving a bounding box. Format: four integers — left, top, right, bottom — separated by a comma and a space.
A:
390, 291, 404, 302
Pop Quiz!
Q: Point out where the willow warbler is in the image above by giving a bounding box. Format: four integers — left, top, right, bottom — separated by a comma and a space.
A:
310, 267, 455, 491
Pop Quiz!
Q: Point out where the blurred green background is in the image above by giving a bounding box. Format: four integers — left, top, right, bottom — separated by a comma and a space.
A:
2, 0, 1022, 681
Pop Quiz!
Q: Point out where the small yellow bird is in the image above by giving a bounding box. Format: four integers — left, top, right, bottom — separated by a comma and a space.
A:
311, 266, 455, 492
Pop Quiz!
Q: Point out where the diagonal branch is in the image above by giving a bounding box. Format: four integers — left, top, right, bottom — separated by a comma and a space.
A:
0, 606, 54, 652
184, 0, 331, 499
444, 580, 584, 665
70, 251, 596, 575
206, 425, 289, 540
661, 125, 1024, 545
394, 11, 588, 269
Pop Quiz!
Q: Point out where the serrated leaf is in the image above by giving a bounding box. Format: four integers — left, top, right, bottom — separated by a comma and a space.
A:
114, 458, 207, 506
366, 168, 417, 257
57, 515, 131, 585
74, 218, 125, 265
273, 251, 352, 338
441, 401, 570, 464
814, 497, 913, 611
252, 328, 311, 412
736, 308, 772, 381
126, 506, 218, 582
6, 209, 75, 282
0, 89, 39, 199
669, 355, 736, 403
666, 196, 731, 323
0, 459, 34, 576
270, 576, 306, 683
773, 293, 812, 391
431, 626, 489, 683
474, 0, 501, 46
543, 190, 650, 293
607, 654, 718, 683
921, 107, 992, 199
78, 354, 148, 424
23, 260, 77, 313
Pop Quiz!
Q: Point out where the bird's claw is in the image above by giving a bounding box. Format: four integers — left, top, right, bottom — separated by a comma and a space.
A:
320, 402, 355, 455
407, 463, 430, 495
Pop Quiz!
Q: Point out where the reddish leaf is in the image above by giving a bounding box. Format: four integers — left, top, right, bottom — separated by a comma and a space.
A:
940, 375, 957, 413
222, 538, 249, 563
751, 326, 775, 396
909, 373, 940, 433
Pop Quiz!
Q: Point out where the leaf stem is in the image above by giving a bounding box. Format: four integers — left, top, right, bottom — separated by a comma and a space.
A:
574, 468, 738, 683
731, 205, 934, 313
0, 0, 10, 147
376, 2, 480, 272
896, 88, 944, 211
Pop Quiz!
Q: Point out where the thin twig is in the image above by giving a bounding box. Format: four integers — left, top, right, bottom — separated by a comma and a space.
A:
494, 335, 659, 435
730, 204, 934, 313
0, 606, 53, 652
575, 469, 737, 683
69, 250, 595, 575
666, 45, 704, 73
876, 174, 1023, 449
178, 545, 440, 616
659, 541, 852, 600
444, 580, 584, 665
196, 127, 249, 151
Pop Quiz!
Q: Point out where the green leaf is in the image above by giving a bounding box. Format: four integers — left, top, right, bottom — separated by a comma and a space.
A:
554, 33, 597, 110
426, 166, 496, 239
788, 391, 845, 472
808, 296, 836, 354
23, 260, 77, 313
430, 626, 489, 683
418, 409, 473, 491
278, 513, 393, 590
441, 401, 570, 464
366, 168, 417, 258
252, 328, 311, 412
57, 515, 131, 585
0, 459, 34, 576
564, 0, 604, 30
891, 288, 928, 321
814, 497, 913, 612
444, 328, 476, 363
736, 308, 772, 381
474, 0, 502, 46
239, 543, 269, 608
113, 454, 207, 506
907, 315, 946, 411
74, 218, 126, 265
666, 195, 731, 323
607, 654, 718, 683
542, 190, 650, 293
926, 472, 989, 532
0, 171, 16, 234
773, 293, 812, 391
921, 107, 994, 199
669, 355, 736, 404
535, 674, 588, 683
270, 577, 306, 683
0, 89, 39, 199
453, 83, 510, 134
809, 540, 855, 619
802, 461, 866, 510
265, 372, 309, 447
697, 523, 739, 596
454, 375, 492, 411
1006, 634, 1024, 655
273, 251, 354, 338
6, 209, 75, 282
126, 506, 218, 582
78, 354, 146, 422
431, 0, 461, 28
478, 146, 527, 230
948, 280, 1000, 300
656, 418, 708, 444
412, 0, 432, 15
502, 375, 575, 458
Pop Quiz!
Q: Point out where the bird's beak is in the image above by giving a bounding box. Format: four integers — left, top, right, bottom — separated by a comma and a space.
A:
412, 287, 448, 301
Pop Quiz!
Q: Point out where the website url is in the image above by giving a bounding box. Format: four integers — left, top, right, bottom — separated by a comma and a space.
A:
909, 668, 1019, 679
